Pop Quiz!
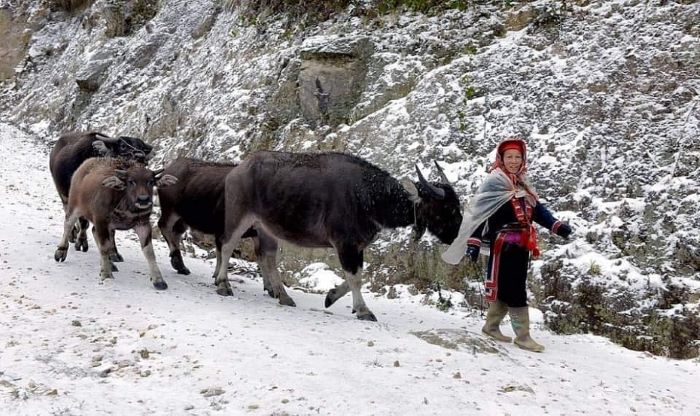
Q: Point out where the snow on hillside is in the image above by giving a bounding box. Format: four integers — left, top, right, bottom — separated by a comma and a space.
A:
1, 124, 698, 415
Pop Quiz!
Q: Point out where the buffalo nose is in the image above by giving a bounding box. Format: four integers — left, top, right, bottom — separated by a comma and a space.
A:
137, 195, 151, 204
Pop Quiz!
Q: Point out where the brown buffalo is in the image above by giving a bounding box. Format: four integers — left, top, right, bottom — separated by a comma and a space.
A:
49, 131, 153, 255
54, 158, 176, 289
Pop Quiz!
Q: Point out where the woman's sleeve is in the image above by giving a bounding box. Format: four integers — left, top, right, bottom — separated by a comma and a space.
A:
533, 202, 564, 235
468, 221, 486, 246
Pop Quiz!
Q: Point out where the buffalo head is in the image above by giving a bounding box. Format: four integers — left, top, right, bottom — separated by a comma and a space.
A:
92, 135, 154, 164
102, 166, 177, 211
406, 161, 462, 244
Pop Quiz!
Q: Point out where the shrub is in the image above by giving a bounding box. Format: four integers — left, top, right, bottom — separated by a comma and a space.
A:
219, 0, 473, 23
48, 0, 92, 12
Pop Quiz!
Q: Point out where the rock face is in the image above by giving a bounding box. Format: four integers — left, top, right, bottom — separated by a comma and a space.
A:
0, 0, 698, 358
0, 8, 29, 80
298, 35, 373, 127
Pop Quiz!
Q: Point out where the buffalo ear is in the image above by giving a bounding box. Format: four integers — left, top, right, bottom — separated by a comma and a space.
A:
156, 174, 178, 188
102, 176, 126, 190
401, 178, 426, 240
92, 140, 113, 157
400, 178, 421, 203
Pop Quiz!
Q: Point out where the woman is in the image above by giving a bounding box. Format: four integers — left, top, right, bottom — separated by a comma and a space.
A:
442, 138, 572, 352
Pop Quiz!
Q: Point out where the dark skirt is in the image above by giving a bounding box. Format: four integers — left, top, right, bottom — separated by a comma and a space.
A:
485, 235, 530, 307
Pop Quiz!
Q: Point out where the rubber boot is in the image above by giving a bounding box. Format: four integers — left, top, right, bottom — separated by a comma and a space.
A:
509, 307, 545, 352
481, 300, 512, 342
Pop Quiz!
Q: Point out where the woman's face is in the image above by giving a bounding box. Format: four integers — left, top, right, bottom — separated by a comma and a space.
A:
502, 149, 523, 174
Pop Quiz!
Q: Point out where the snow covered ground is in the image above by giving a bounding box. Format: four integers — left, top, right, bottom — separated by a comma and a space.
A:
0, 122, 698, 415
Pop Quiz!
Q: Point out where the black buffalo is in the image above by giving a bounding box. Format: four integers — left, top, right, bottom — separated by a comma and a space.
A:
155, 159, 274, 297
213, 152, 462, 321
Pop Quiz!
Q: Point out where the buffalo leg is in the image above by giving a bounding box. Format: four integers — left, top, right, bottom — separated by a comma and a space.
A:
325, 281, 350, 308
69, 222, 78, 243
336, 243, 376, 321
169, 219, 189, 274
215, 217, 254, 297
93, 221, 115, 281
74, 217, 89, 252
62, 199, 78, 244
213, 235, 223, 280
252, 233, 272, 295
55, 212, 80, 262
109, 229, 124, 262
134, 224, 168, 290
216, 171, 256, 296
159, 214, 190, 275
92, 227, 118, 271
255, 229, 295, 307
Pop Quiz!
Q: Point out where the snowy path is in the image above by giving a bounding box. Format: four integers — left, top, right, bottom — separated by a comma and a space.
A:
0, 123, 698, 415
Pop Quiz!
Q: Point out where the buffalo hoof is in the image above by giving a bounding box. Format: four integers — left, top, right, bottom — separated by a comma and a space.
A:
54, 247, 68, 262
75, 238, 88, 252
170, 253, 187, 273
279, 295, 296, 307
110, 253, 124, 262
153, 280, 168, 290
357, 311, 378, 322
324, 289, 339, 308
99, 271, 114, 281
216, 284, 233, 297
265, 288, 275, 298
110, 262, 119, 272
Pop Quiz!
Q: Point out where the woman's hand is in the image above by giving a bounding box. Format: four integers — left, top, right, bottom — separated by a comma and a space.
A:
558, 223, 573, 239
466, 244, 480, 262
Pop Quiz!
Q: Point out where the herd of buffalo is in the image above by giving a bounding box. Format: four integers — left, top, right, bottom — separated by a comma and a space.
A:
49, 132, 463, 321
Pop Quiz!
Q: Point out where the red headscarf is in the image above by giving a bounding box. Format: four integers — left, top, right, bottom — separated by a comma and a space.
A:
491, 138, 527, 176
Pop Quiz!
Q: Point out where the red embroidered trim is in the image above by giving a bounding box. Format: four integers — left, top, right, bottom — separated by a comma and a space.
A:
467, 238, 481, 247
509, 197, 532, 225
529, 225, 540, 258
485, 233, 506, 302
508, 197, 540, 258
551, 220, 561, 234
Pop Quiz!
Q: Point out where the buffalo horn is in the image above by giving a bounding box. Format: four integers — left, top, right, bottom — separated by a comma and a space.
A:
152, 168, 164, 178
97, 134, 119, 144
433, 160, 451, 185
415, 164, 445, 199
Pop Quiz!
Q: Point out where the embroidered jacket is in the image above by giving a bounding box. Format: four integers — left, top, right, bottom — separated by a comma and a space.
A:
468, 198, 564, 258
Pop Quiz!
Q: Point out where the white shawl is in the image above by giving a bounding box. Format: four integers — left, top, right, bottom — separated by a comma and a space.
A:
441, 168, 536, 265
